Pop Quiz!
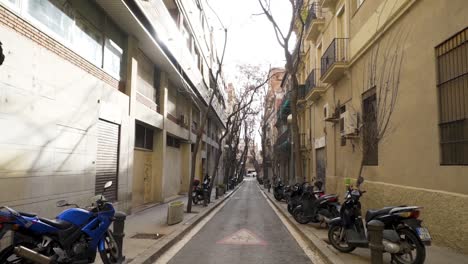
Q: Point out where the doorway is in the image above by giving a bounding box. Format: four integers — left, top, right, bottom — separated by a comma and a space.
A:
316, 147, 326, 188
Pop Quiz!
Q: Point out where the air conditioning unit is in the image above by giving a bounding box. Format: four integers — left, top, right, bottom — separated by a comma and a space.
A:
341, 111, 358, 136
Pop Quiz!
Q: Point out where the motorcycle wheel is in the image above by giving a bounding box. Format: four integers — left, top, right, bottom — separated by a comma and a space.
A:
274, 192, 283, 201
0, 242, 37, 263
293, 207, 310, 224
392, 228, 426, 264
193, 196, 199, 205
328, 225, 356, 253
99, 230, 120, 264
287, 203, 294, 214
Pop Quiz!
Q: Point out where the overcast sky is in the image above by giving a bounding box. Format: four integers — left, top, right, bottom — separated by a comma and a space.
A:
205, 0, 292, 83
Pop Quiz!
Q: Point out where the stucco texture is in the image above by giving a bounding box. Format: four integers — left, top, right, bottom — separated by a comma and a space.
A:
327, 176, 468, 254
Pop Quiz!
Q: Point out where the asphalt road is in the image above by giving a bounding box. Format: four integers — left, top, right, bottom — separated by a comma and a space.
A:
167, 179, 312, 264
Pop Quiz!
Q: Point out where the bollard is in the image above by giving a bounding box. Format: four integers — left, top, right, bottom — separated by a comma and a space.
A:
368, 220, 384, 264
113, 211, 127, 263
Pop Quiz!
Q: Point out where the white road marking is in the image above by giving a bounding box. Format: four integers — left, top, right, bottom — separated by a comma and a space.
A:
259, 185, 325, 264
155, 186, 242, 264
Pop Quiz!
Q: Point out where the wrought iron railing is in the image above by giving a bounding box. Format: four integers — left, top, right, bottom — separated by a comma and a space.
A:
275, 128, 291, 147
321, 38, 349, 77
299, 69, 323, 100
305, 2, 322, 30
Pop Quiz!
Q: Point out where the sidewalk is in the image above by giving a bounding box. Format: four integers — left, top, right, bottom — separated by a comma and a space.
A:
260, 185, 468, 264
110, 185, 239, 264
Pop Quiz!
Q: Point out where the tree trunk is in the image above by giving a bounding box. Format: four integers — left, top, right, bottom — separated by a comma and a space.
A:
289, 76, 302, 183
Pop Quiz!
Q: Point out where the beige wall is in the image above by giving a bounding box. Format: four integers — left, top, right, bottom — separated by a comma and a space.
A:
298, 0, 468, 253
164, 145, 182, 199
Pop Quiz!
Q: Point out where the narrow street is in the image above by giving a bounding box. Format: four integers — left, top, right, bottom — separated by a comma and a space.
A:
165, 179, 312, 264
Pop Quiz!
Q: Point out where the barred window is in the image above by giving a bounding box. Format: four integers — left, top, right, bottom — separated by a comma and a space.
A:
436, 27, 468, 165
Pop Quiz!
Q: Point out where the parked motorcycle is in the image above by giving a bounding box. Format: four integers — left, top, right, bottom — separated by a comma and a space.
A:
328, 178, 431, 264
293, 183, 340, 224
286, 182, 308, 214
0, 181, 119, 263
192, 179, 205, 205
273, 181, 286, 201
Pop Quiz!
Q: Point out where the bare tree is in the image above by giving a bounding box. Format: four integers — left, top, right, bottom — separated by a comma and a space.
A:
207, 68, 269, 198
353, 29, 409, 185
257, 0, 307, 181
187, 29, 227, 213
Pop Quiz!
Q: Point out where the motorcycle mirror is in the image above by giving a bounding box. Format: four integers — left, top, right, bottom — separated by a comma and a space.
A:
104, 181, 112, 190
56, 200, 69, 207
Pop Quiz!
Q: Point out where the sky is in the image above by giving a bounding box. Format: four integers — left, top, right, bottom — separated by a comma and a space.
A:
205, 0, 293, 83
203, 0, 293, 147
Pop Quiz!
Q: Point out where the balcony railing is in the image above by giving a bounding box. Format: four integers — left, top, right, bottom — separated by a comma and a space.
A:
299, 69, 323, 100
321, 38, 349, 77
275, 128, 291, 154
305, 2, 322, 30
276, 93, 291, 122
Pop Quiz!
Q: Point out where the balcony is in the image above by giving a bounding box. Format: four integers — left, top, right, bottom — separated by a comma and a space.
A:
305, 2, 325, 43
276, 93, 291, 125
299, 69, 326, 102
275, 128, 291, 154
320, 0, 340, 9
321, 38, 349, 84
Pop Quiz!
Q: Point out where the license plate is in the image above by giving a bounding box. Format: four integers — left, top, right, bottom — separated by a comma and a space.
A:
416, 227, 431, 241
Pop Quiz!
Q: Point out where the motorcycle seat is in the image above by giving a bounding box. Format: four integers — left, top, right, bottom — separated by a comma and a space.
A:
365, 207, 397, 222
39, 217, 72, 229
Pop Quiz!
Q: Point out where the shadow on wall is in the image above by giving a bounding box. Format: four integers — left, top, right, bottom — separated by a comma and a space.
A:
0, 70, 111, 207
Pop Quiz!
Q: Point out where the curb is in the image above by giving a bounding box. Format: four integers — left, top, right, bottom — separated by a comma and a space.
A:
261, 188, 344, 264
131, 182, 244, 264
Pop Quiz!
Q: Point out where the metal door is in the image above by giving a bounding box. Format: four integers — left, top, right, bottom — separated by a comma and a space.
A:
96, 119, 120, 202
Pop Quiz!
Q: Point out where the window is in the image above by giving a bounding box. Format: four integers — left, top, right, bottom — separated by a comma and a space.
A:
135, 123, 154, 150
182, 21, 193, 52
154, 67, 161, 112
1, 0, 20, 11
362, 88, 378, 165
167, 135, 180, 148
436, 27, 468, 165
5, 0, 125, 80
103, 39, 123, 78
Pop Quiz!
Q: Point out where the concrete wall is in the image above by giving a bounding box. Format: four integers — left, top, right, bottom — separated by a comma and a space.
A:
0, 21, 131, 216
164, 145, 182, 199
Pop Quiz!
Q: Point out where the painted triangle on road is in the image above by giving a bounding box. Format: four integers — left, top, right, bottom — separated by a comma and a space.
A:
216, 228, 268, 246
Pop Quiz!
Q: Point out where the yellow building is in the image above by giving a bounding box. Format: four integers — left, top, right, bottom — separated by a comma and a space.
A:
295, 0, 468, 253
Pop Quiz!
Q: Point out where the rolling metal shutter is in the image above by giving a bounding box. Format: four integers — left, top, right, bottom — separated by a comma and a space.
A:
96, 119, 120, 202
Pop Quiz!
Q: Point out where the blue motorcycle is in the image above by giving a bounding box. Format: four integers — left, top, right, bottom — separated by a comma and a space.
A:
0, 181, 119, 263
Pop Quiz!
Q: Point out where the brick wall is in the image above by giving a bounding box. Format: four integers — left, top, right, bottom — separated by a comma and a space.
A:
0, 5, 120, 89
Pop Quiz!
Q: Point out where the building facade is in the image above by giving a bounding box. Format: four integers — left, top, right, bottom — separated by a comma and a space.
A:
262, 68, 287, 184
294, 0, 468, 253
0, 0, 227, 221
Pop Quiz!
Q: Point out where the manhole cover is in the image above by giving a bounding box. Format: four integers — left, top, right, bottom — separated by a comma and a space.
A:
131, 233, 164, 240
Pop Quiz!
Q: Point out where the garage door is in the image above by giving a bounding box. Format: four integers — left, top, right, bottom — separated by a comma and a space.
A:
96, 119, 120, 202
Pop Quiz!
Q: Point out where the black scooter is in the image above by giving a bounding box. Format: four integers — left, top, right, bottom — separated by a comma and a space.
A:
293, 183, 340, 224
328, 178, 431, 264
273, 181, 285, 201
286, 182, 308, 214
